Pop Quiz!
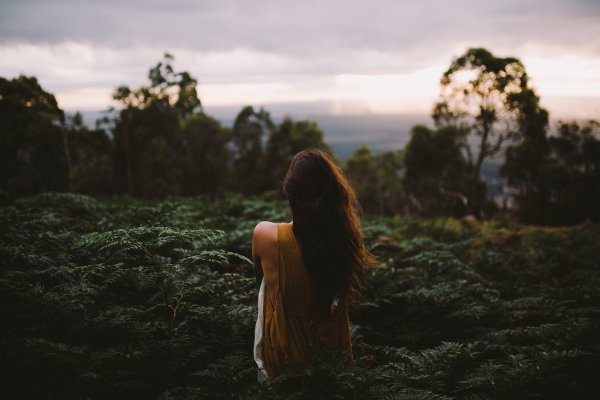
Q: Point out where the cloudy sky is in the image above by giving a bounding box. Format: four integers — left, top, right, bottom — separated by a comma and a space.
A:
1, 0, 599, 119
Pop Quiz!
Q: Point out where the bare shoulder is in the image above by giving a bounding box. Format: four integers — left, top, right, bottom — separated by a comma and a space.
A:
252, 221, 279, 297
252, 221, 278, 260
253, 221, 278, 241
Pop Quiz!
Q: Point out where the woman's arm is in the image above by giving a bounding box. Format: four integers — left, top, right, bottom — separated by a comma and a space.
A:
252, 229, 264, 286
252, 221, 279, 304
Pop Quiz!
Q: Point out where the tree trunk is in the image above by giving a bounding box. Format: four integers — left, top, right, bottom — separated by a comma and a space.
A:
124, 127, 133, 195
61, 127, 73, 192
468, 125, 491, 217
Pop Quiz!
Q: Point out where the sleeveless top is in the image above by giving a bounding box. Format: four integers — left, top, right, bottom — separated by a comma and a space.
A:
254, 222, 353, 378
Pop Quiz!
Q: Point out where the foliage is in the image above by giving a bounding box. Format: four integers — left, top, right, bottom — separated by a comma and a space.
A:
402, 125, 487, 218
64, 112, 114, 195
3, 48, 599, 225
346, 145, 404, 216
503, 119, 600, 225
228, 108, 335, 194
111, 53, 202, 197
228, 106, 275, 194
175, 113, 231, 195
1, 192, 598, 399
433, 47, 548, 216
0, 75, 68, 195
264, 118, 334, 192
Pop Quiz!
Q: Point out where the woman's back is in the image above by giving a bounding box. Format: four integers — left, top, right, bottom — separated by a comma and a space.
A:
259, 222, 352, 377
253, 149, 376, 379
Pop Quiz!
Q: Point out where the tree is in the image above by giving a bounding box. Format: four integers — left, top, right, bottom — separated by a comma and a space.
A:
228, 106, 275, 194
346, 146, 379, 214
346, 145, 403, 216
0, 75, 68, 195
64, 112, 114, 195
503, 119, 600, 224
263, 117, 333, 191
113, 53, 201, 119
373, 149, 404, 215
402, 125, 485, 217
433, 48, 546, 216
111, 53, 202, 197
175, 113, 230, 195
146, 53, 201, 119
547, 120, 600, 224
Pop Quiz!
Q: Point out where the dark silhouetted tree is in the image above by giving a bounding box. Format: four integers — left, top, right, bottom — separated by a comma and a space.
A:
65, 112, 114, 195
175, 113, 230, 195
263, 117, 332, 191
374, 149, 404, 215
111, 53, 201, 197
547, 119, 600, 223
403, 125, 485, 217
500, 86, 551, 223
503, 119, 600, 224
228, 106, 275, 194
0, 75, 68, 195
346, 145, 403, 215
346, 145, 379, 213
433, 48, 545, 217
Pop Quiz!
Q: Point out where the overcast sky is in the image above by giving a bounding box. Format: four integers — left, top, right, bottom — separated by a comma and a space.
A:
1, 0, 599, 118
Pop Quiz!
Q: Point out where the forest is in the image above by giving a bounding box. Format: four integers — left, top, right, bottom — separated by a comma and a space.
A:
1, 48, 599, 225
0, 47, 599, 399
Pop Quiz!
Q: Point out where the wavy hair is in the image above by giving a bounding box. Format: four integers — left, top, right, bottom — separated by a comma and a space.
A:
283, 149, 377, 304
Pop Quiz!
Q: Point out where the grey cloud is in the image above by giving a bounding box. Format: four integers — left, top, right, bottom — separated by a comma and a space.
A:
1, 0, 599, 58
1, 0, 600, 96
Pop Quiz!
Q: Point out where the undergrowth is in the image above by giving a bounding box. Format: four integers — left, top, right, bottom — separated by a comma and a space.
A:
0, 192, 598, 399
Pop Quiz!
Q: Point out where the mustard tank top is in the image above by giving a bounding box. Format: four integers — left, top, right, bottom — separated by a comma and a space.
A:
259, 222, 353, 377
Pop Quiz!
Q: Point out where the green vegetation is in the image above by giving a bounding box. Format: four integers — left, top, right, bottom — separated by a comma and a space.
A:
1, 192, 598, 399
431, 48, 548, 216
2, 48, 598, 225
1, 45, 599, 398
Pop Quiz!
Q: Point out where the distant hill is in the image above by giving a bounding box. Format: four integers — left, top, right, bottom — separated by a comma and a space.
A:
306, 114, 430, 160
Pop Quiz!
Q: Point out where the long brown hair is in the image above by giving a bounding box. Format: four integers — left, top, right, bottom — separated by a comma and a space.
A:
282, 149, 377, 305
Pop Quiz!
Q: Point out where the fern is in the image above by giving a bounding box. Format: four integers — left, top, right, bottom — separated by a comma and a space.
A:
1, 192, 599, 399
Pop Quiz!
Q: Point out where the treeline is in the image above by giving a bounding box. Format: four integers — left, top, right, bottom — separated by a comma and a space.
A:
1, 49, 598, 225
0, 54, 331, 200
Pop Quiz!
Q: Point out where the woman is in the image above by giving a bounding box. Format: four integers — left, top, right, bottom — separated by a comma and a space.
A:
252, 148, 377, 379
